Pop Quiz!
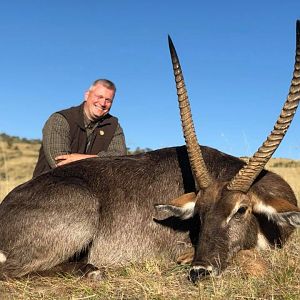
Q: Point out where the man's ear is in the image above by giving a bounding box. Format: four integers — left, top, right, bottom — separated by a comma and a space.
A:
84, 90, 89, 101
155, 192, 197, 219
253, 197, 300, 227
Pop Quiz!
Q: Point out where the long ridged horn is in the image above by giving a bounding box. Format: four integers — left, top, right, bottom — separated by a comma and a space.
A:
227, 20, 300, 193
168, 35, 212, 189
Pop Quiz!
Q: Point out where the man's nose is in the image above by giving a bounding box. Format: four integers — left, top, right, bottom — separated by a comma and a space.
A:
99, 98, 107, 106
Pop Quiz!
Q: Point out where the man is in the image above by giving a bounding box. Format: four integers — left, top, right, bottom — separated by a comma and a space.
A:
33, 79, 127, 177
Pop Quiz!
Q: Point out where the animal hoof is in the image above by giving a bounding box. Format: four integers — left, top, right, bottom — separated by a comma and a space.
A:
80, 263, 106, 281
85, 269, 104, 281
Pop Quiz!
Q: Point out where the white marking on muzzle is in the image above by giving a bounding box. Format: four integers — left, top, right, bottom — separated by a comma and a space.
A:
190, 264, 218, 278
192, 265, 213, 271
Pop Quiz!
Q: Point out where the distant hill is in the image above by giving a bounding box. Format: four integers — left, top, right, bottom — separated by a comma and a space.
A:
0, 132, 41, 145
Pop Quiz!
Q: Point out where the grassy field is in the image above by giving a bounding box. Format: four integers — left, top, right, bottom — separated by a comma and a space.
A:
0, 139, 300, 299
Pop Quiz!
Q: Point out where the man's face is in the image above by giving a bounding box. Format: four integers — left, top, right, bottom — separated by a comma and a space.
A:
84, 84, 115, 121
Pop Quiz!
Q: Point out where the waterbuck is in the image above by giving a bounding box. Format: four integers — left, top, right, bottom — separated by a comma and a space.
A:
0, 21, 300, 282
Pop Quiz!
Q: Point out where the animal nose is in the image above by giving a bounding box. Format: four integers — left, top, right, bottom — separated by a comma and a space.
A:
188, 265, 214, 283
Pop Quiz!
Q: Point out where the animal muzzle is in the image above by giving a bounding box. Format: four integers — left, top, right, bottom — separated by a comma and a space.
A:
189, 264, 219, 283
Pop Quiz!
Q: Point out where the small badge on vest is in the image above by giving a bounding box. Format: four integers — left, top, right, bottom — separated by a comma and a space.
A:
99, 130, 105, 136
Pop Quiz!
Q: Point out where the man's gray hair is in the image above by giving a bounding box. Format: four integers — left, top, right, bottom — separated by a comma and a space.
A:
90, 79, 116, 92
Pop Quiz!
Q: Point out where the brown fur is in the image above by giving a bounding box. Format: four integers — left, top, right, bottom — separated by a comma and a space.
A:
170, 192, 197, 207
234, 249, 267, 278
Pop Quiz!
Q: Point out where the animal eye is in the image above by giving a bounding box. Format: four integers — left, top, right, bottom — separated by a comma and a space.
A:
236, 206, 247, 216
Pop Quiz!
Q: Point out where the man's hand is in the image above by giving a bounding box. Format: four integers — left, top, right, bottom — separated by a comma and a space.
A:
55, 153, 98, 166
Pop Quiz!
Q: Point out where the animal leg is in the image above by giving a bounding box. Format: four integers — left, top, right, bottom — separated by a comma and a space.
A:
233, 249, 267, 277
176, 247, 195, 265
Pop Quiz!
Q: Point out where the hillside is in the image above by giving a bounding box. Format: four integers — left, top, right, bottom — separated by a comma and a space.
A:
0, 137, 40, 199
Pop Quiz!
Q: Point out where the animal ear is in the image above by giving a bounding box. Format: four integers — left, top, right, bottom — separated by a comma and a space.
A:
155, 192, 197, 219
253, 197, 300, 227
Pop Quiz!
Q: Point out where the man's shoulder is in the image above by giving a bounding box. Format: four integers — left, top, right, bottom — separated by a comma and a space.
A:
105, 113, 118, 121
55, 102, 85, 129
43, 112, 70, 132
57, 102, 83, 116
47, 112, 68, 123
102, 113, 119, 126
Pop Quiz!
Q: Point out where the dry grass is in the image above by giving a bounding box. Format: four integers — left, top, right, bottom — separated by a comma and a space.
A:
266, 158, 300, 200
0, 140, 300, 299
0, 140, 39, 199
0, 239, 300, 299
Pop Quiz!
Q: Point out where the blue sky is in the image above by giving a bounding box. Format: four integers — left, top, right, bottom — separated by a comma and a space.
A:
0, 1, 300, 159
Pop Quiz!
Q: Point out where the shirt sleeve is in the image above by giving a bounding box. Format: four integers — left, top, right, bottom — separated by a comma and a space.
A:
97, 123, 127, 157
42, 113, 71, 168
